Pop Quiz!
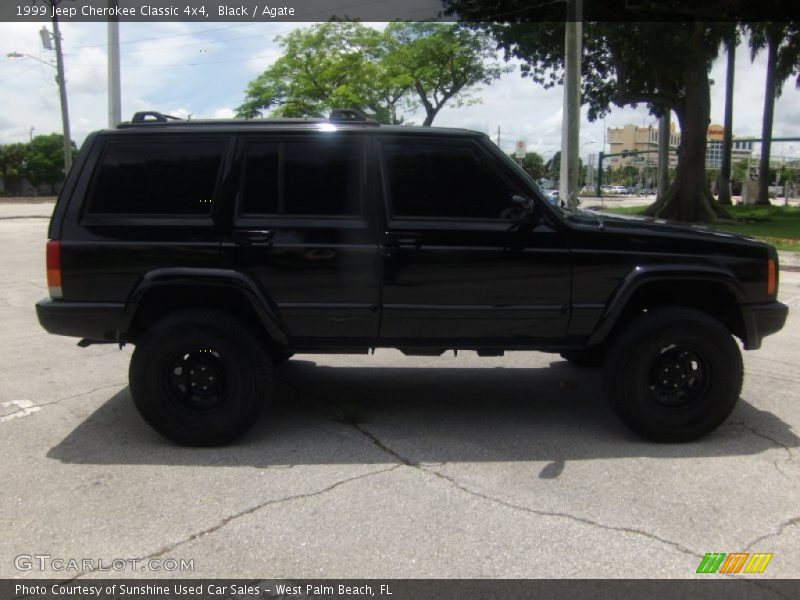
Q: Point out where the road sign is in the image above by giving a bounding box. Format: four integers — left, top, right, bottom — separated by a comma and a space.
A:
515, 140, 526, 159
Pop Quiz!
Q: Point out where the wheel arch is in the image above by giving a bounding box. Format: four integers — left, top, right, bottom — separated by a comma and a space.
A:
588, 265, 754, 348
119, 268, 289, 347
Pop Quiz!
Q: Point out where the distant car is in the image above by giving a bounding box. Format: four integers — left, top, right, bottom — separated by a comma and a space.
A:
610, 185, 628, 194
540, 189, 559, 205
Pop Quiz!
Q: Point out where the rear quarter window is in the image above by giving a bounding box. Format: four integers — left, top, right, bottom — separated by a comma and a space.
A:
86, 138, 226, 216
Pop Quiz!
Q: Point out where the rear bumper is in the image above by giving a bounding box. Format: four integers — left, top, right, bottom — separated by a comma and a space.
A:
36, 299, 124, 342
742, 301, 788, 350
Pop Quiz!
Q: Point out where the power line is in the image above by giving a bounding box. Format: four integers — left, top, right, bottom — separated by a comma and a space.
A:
63, 23, 259, 50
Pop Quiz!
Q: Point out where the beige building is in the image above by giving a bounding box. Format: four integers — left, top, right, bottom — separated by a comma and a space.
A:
607, 123, 680, 169
705, 124, 753, 169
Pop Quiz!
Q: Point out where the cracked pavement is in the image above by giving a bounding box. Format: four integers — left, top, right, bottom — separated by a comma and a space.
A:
1, 214, 799, 579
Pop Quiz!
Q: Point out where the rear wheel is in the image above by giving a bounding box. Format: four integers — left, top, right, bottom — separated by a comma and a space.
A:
604, 307, 743, 442
129, 310, 272, 446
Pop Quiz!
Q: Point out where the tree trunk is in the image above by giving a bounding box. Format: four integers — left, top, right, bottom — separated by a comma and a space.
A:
644, 62, 730, 222
719, 29, 736, 205
756, 33, 777, 205
422, 110, 438, 126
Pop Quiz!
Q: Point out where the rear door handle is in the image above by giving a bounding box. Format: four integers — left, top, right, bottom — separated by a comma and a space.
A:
386, 232, 422, 248
232, 229, 275, 246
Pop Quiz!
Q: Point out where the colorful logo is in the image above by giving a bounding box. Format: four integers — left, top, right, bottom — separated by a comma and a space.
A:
696, 553, 773, 574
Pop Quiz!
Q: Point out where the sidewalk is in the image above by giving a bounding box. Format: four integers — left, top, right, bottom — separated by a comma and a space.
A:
779, 251, 800, 272
0, 198, 55, 219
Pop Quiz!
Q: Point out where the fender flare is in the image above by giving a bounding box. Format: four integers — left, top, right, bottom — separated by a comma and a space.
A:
118, 267, 289, 346
586, 264, 749, 347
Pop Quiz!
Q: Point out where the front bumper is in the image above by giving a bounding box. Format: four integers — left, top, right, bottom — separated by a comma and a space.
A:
742, 301, 789, 350
36, 298, 124, 342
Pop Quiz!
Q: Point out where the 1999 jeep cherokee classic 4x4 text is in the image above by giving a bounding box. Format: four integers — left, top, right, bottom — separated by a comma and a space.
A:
36, 110, 788, 445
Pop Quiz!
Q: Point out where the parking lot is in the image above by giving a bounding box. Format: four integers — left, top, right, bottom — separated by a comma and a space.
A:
1, 202, 799, 580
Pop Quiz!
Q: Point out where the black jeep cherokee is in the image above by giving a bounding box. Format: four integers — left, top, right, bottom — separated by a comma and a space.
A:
36, 110, 788, 446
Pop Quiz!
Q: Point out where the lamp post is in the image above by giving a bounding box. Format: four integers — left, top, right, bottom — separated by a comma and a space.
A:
7, 23, 72, 174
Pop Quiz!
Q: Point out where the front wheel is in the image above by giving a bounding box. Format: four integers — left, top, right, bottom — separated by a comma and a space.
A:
129, 310, 272, 446
604, 307, 743, 442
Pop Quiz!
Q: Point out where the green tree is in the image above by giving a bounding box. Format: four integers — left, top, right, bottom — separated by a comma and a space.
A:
443, 1, 785, 222
509, 151, 545, 179
385, 22, 509, 126
21, 134, 73, 191
747, 22, 800, 204
236, 22, 507, 126
0, 143, 26, 191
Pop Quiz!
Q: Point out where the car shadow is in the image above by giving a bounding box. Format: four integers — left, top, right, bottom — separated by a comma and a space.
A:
48, 359, 799, 471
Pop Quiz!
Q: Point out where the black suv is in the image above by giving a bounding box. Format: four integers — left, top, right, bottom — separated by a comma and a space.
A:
36, 110, 788, 445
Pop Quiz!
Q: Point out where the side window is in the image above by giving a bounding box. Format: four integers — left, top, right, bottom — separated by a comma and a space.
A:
382, 140, 519, 219
88, 139, 225, 215
241, 137, 362, 217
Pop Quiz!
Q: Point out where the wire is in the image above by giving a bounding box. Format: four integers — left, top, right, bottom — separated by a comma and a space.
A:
0, 64, 40, 84
63, 32, 267, 56
63, 23, 259, 50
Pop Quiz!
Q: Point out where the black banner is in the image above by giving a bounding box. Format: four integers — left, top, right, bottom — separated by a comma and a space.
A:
4, 580, 800, 600
0, 0, 797, 23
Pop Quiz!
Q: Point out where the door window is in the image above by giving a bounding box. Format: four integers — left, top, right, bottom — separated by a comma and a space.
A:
241, 138, 363, 217
382, 140, 519, 219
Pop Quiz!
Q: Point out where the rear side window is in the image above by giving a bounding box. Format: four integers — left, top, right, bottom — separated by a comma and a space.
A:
382, 139, 519, 220
241, 137, 362, 217
88, 139, 226, 215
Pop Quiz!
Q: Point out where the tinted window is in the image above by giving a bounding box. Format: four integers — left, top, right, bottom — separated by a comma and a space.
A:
383, 140, 518, 219
89, 139, 225, 215
241, 138, 362, 216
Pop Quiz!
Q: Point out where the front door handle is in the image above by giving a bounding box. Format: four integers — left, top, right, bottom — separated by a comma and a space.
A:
386, 232, 422, 248
232, 229, 275, 246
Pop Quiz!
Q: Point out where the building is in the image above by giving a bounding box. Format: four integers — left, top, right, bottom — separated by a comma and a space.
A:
704, 124, 753, 169
607, 123, 680, 169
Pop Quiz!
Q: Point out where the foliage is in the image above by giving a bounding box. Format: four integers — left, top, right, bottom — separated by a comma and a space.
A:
747, 22, 800, 97
0, 143, 26, 179
508, 151, 545, 179
443, 0, 795, 222
20, 134, 73, 189
236, 22, 507, 126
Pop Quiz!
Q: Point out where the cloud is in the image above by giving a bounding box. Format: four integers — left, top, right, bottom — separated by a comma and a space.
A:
0, 22, 798, 167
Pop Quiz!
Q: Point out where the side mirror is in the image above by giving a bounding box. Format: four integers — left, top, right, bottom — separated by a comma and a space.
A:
507, 195, 538, 227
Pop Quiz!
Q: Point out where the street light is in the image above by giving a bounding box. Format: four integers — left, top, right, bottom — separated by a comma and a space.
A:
7, 23, 72, 175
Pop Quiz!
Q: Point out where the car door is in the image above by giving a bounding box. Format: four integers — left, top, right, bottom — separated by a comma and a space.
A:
221, 131, 380, 342
377, 135, 570, 344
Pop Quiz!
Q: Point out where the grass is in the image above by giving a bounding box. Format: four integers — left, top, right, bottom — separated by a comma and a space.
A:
598, 204, 800, 252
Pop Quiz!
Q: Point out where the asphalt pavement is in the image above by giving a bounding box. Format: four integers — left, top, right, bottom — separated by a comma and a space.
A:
0, 207, 798, 581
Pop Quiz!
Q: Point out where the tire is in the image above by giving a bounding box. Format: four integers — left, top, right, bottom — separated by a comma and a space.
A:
129, 310, 272, 446
560, 349, 604, 368
604, 306, 743, 442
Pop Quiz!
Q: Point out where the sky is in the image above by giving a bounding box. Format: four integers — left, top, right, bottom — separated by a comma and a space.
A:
1, 20, 800, 164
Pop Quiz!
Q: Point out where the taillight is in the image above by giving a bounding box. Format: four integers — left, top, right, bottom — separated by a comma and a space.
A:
46, 240, 62, 299
767, 258, 777, 297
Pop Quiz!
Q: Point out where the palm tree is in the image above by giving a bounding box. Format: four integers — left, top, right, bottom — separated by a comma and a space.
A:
748, 22, 800, 205
718, 26, 737, 205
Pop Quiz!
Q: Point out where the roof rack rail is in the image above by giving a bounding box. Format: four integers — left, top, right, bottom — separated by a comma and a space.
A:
329, 109, 377, 125
130, 111, 183, 124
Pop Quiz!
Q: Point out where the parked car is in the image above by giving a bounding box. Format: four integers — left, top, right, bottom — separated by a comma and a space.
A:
37, 110, 788, 445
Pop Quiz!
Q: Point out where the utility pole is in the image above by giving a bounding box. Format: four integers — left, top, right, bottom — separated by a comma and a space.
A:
45, 5, 72, 174
719, 28, 736, 205
107, 0, 122, 127
657, 112, 670, 200
496, 125, 500, 147
559, 0, 582, 209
